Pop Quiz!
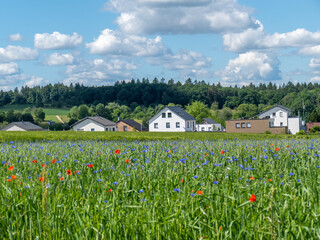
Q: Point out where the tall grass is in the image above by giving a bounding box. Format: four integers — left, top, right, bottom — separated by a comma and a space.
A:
1, 138, 320, 239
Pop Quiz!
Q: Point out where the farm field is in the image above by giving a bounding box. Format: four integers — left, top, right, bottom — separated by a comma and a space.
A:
1, 137, 320, 239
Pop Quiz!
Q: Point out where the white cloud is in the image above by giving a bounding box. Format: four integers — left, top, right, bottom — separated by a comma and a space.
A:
0, 45, 38, 62
218, 51, 281, 83
300, 45, 320, 56
310, 76, 320, 82
87, 29, 168, 56
34, 32, 83, 50
24, 76, 49, 87
309, 58, 320, 70
10, 33, 22, 41
0, 62, 19, 75
105, 0, 258, 34
223, 22, 320, 52
44, 53, 74, 66
64, 58, 137, 85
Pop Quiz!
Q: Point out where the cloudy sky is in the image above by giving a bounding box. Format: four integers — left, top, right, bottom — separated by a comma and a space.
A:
0, 0, 320, 89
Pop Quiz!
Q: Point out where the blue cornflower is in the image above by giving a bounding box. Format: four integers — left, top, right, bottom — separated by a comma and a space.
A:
213, 181, 219, 184
104, 200, 108, 203
173, 188, 180, 192
193, 175, 199, 179
289, 173, 294, 176
97, 179, 102, 182
139, 190, 144, 193
140, 199, 147, 201
297, 179, 300, 183
113, 182, 118, 185
190, 193, 195, 197
280, 175, 283, 178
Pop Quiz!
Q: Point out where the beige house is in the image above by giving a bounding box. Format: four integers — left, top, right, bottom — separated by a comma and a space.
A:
226, 119, 287, 134
117, 119, 148, 132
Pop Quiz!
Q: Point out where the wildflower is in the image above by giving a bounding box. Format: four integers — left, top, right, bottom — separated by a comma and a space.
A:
190, 193, 195, 197
39, 177, 43, 182
32, 160, 37, 164
139, 190, 144, 193
220, 150, 225, 154
268, 179, 272, 182
108, 189, 112, 193
112, 182, 118, 185
286, 145, 290, 148
104, 200, 108, 203
213, 181, 219, 184
52, 159, 57, 163
193, 175, 199, 179
289, 173, 294, 176
126, 159, 130, 163
197, 191, 203, 195
12, 175, 17, 180
115, 149, 120, 155
249, 177, 255, 180
140, 199, 147, 201
173, 188, 180, 192
87, 164, 93, 168
66, 169, 72, 175
181, 179, 184, 183
76, 171, 80, 174
42, 164, 46, 168
297, 179, 301, 183
249, 194, 256, 202
59, 177, 64, 181
45, 183, 51, 188
8, 166, 14, 171
6, 179, 11, 182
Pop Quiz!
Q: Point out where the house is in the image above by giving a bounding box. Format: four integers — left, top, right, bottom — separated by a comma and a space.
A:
306, 122, 320, 133
196, 118, 224, 132
117, 119, 148, 132
226, 105, 304, 134
71, 116, 117, 131
1, 121, 45, 131
148, 106, 196, 132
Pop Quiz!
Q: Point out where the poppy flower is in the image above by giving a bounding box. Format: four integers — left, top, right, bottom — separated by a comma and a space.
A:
249, 194, 256, 202
59, 177, 64, 181
220, 150, 225, 154
126, 159, 131, 163
42, 164, 46, 168
7, 179, 11, 182
39, 177, 43, 182
286, 145, 290, 148
181, 179, 184, 183
12, 175, 17, 180
249, 177, 255, 180
268, 179, 272, 182
87, 164, 93, 168
197, 191, 203, 195
66, 169, 72, 175
8, 166, 14, 171
108, 189, 112, 193
115, 149, 120, 155
32, 160, 37, 164
52, 159, 57, 163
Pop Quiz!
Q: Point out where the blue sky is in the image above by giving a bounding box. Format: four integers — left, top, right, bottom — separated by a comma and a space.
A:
0, 0, 320, 89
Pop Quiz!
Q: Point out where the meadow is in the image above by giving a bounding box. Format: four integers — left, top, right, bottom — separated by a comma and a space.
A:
1, 136, 320, 239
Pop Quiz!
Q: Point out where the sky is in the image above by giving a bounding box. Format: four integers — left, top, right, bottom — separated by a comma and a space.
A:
0, 0, 320, 90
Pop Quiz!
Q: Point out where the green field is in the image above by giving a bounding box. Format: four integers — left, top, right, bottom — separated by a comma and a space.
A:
1, 136, 320, 239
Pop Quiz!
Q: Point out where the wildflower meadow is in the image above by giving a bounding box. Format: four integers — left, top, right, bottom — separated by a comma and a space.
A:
1, 138, 320, 239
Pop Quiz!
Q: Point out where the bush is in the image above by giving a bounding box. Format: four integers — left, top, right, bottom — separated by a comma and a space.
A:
264, 131, 272, 134
296, 130, 305, 135
309, 126, 320, 134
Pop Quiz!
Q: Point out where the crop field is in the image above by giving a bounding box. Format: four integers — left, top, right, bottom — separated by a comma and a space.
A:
1, 137, 320, 239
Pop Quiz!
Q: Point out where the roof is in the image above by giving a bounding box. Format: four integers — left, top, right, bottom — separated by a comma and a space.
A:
117, 119, 148, 131
166, 106, 196, 121
202, 118, 219, 124
258, 105, 292, 117
71, 116, 116, 128
1, 121, 44, 131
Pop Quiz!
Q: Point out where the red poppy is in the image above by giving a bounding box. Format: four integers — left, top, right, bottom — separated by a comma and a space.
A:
12, 175, 17, 180
87, 164, 93, 168
220, 150, 225, 154
197, 191, 203, 195
249, 177, 255, 180
126, 159, 130, 163
8, 166, 14, 171
7, 179, 11, 182
52, 159, 57, 163
66, 169, 72, 175
115, 149, 121, 155
76, 170, 79, 174
32, 160, 37, 164
181, 179, 184, 183
249, 194, 256, 202
108, 189, 112, 193
268, 179, 272, 182
42, 164, 46, 168
286, 145, 289, 148
270, 144, 274, 146
39, 177, 43, 182
275, 148, 281, 151
59, 177, 64, 181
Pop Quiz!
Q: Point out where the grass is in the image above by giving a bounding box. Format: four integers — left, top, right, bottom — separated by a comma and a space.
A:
1, 137, 320, 239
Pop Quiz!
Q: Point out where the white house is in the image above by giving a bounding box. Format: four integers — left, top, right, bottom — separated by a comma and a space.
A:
257, 105, 303, 134
71, 116, 117, 131
148, 106, 196, 132
196, 118, 224, 132
1, 121, 45, 131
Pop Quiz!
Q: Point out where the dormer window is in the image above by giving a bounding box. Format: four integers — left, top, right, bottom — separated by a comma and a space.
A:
272, 112, 276, 117
168, 112, 172, 118
162, 113, 166, 118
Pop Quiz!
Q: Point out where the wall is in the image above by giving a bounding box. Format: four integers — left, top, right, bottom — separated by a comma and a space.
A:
149, 109, 187, 132
288, 117, 302, 134
117, 122, 136, 132
259, 107, 289, 127
306, 122, 320, 133
72, 119, 106, 131
226, 119, 287, 134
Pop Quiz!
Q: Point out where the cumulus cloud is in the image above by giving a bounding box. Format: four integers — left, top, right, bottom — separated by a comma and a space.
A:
24, 76, 49, 87
10, 33, 22, 41
310, 76, 320, 82
218, 51, 281, 83
0, 45, 38, 62
300, 45, 320, 56
104, 0, 258, 34
223, 22, 320, 52
44, 53, 74, 66
87, 29, 168, 56
34, 32, 83, 50
64, 58, 137, 85
0, 62, 19, 75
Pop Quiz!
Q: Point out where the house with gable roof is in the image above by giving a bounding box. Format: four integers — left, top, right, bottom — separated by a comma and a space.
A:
117, 119, 148, 132
148, 106, 196, 132
196, 118, 224, 132
71, 116, 117, 131
1, 121, 45, 131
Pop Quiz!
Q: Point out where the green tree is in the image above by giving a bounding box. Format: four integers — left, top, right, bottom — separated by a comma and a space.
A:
34, 108, 45, 122
308, 109, 320, 122
186, 101, 211, 123
78, 105, 89, 119
68, 106, 79, 119
233, 104, 258, 119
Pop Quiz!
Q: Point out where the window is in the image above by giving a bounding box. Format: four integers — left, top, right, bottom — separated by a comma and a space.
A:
123, 126, 127, 131
166, 122, 170, 128
246, 122, 251, 128
162, 113, 166, 118
154, 123, 158, 129
113, 128, 115, 131
176, 122, 180, 128
201, 127, 205, 131
91, 128, 95, 131
187, 122, 190, 128
77, 129, 84, 131
236, 123, 240, 128
280, 112, 283, 117
272, 112, 276, 117
168, 112, 172, 118
280, 122, 283, 126
208, 127, 212, 131
241, 123, 246, 128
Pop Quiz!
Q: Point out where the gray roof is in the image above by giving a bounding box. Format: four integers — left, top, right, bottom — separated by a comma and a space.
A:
167, 106, 196, 121
71, 116, 116, 128
258, 105, 292, 117
117, 119, 148, 131
203, 118, 219, 124
1, 121, 44, 131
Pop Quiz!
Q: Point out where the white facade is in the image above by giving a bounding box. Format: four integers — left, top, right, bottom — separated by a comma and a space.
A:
5, 125, 25, 131
196, 123, 223, 132
288, 117, 303, 134
149, 108, 196, 132
258, 106, 289, 127
72, 119, 117, 132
